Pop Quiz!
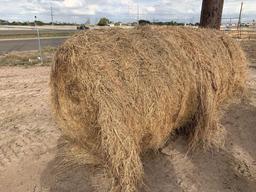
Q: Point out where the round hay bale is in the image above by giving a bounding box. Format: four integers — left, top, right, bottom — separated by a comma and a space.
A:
50, 26, 247, 192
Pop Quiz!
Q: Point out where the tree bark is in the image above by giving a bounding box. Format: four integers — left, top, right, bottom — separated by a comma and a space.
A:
200, 0, 224, 30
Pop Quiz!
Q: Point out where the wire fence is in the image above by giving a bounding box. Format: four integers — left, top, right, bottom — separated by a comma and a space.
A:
221, 17, 256, 39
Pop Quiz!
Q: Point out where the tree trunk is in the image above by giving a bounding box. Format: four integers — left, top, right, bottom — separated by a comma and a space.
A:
200, 0, 224, 30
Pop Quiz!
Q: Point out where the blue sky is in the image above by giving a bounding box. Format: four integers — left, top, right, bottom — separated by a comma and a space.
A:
0, 0, 255, 24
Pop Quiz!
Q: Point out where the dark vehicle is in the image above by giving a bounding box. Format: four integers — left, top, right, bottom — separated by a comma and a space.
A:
139, 20, 151, 26
77, 25, 90, 30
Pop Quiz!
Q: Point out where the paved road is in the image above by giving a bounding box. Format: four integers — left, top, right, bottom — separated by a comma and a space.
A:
0, 37, 67, 54
0, 30, 76, 35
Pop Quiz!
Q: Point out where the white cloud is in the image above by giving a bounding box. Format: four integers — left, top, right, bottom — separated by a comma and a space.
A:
0, 0, 255, 23
145, 6, 156, 13
63, 0, 83, 8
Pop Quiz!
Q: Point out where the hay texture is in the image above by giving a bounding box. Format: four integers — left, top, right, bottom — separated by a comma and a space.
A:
50, 26, 247, 192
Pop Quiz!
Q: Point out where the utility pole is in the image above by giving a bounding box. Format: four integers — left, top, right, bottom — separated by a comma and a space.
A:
237, 2, 243, 30
137, 0, 140, 24
50, 5, 54, 26
86, 18, 91, 25
200, 0, 224, 29
34, 16, 43, 64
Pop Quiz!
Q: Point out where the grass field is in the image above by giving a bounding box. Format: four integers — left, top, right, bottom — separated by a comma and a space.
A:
0, 46, 56, 66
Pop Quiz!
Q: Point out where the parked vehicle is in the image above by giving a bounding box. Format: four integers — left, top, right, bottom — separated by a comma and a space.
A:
77, 25, 90, 30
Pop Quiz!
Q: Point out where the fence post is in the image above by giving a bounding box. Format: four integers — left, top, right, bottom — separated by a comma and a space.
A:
34, 16, 43, 64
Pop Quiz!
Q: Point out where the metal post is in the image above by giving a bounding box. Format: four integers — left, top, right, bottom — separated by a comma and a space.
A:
34, 16, 43, 64
200, 0, 224, 29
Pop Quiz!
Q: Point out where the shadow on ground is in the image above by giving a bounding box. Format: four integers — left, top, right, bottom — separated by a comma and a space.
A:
40, 137, 98, 192
40, 101, 256, 192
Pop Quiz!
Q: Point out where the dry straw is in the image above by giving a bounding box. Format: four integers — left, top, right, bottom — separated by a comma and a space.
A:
50, 26, 247, 192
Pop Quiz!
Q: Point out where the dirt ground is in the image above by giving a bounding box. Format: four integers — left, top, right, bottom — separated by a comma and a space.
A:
0, 44, 256, 192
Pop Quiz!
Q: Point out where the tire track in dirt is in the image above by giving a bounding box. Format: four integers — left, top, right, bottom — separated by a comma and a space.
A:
0, 126, 59, 170
0, 66, 60, 171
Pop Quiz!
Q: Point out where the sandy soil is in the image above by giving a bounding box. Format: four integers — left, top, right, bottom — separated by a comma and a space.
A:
0, 56, 256, 191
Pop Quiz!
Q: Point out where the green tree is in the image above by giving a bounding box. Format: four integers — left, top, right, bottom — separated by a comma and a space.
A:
97, 17, 110, 26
